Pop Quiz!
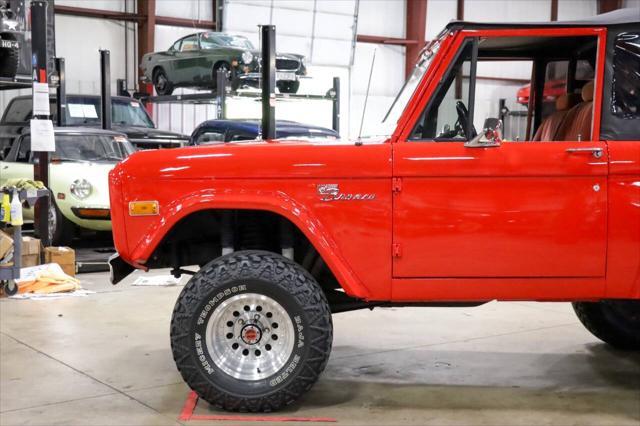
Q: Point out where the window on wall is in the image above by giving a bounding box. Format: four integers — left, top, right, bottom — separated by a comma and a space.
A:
612, 32, 640, 118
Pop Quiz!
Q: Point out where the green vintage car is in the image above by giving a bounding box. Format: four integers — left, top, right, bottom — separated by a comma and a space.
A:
140, 32, 307, 96
0, 128, 135, 245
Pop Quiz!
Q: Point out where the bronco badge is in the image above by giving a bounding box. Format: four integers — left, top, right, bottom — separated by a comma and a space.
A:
316, 184, 376, 202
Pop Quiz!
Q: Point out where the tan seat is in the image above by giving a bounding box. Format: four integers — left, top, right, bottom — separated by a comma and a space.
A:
532, 93, 580, 141
556, 81, 594, 141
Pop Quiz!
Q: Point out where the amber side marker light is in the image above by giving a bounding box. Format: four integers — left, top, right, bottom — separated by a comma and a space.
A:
129, 201, 159, 216
72, 207, 111, 220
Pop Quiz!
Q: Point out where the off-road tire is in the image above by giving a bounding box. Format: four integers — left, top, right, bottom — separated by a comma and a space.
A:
277, 80, 300, 94
170, 250, 333, 412
153, 68, 174, 96
0, 45, 19, 78
573, 301, 640, 350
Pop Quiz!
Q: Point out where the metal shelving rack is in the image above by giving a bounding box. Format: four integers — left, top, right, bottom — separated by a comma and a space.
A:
0, 188, 50, 295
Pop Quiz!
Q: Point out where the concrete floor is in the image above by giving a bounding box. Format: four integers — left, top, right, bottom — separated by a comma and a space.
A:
1, 270, 639, 426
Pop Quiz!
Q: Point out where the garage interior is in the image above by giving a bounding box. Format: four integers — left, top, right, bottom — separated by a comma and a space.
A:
1, 0, 639, 425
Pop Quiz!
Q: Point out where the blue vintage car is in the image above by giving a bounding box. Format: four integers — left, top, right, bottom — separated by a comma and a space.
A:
189, 119, 339, 145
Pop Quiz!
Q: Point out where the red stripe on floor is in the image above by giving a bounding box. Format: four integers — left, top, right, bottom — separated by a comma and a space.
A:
190, 414, 336, 423
179, 391, 199, 421
178, 390, 337, 423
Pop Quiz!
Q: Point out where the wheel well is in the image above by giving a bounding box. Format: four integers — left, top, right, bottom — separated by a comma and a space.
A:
146, 209, 345, 301
0, 33, 16, 41
213, 60, 230, 71
152, 66, 164, 80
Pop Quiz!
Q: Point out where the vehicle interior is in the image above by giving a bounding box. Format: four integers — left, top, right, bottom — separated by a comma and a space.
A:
410, 34, 598, 142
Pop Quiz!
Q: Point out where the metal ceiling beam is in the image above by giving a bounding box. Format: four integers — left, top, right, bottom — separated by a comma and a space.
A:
356, 34, 418, 45
54, 4, 216, 29
55, 5, 142, 21
405, 0, 427, 78
156, 16, 216, 29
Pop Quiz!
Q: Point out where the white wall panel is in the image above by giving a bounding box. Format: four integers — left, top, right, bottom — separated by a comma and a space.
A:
358, 0, 405, 38
224, 0, 357, 66
557, 0, 597, 20
56, 0, 125, 12
622, 0, 640, 9
155, 25, 202, 51
156, 0, 213, 21
426, 0, 457, 40
465, 0, 551, 22
54, 15, 128, 95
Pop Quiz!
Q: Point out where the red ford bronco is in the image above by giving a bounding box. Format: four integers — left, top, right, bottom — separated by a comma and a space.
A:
109, 10, 640, 412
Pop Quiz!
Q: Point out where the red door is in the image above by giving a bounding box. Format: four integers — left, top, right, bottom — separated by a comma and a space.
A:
392, 141, 608, 278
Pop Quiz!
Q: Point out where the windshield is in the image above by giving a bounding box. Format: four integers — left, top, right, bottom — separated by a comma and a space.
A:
362, 34, 444, 138
64, 97, 155, 128
201, 33, 254, 50
35, 134, 135, 162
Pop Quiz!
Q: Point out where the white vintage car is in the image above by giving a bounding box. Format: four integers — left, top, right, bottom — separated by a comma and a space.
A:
0, 127, 135, 245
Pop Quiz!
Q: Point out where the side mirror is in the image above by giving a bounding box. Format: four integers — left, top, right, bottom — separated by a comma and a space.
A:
465, 118, 503, 148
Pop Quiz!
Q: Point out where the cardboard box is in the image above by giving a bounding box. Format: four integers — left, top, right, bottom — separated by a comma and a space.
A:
21, 236, 40, 267
0, 231, 12, 261
44, 246, 75, 277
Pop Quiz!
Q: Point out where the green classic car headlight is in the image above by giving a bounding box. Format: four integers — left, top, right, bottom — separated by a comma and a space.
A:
70, 179, 92, 200
241, 51, 254, 65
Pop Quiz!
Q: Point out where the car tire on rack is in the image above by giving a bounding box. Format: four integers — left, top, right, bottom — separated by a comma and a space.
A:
170, 250, 333, 412
276, 80, 300, 94
573, 300, 640, 350
153, 68, 174, 96
0, 41, 19, 78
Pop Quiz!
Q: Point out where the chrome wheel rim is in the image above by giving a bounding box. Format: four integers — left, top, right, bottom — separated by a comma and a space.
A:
156, 73, 167, 91
205, 292, 295, 381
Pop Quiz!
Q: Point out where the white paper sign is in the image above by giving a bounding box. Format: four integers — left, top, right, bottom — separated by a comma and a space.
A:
30, 119, 55, 152
32, 82, 50, 116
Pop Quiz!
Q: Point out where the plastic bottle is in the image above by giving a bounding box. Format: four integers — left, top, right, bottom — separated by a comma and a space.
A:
9, 190, 23, 226
0, 193, 10, 222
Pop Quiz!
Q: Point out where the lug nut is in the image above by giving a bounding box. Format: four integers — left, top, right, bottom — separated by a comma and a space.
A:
254, 314, 260, 321
237, 319, 244, 325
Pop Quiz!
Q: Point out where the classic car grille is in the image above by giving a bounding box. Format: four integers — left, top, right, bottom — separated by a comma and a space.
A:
276, 58, 300, 71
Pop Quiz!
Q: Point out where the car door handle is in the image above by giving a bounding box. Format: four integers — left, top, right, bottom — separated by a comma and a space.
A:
565, 147, 603, 159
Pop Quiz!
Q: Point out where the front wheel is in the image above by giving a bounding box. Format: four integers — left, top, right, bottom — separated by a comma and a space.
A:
170, 250, 333, 412
153, 68, 174, 96
47, 201, 75, 246
573, 300, 640, 350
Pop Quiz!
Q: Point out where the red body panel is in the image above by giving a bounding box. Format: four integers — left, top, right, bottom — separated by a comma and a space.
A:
109, 25, 640, 303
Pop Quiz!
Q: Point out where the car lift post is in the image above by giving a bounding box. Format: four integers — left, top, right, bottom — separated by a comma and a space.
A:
261, 25, 276, 140
55, 58, 66, 127
215, 69, 227, 119
31, 0, 51, 248
100, 50, 112, 130
332, 77, 340, 135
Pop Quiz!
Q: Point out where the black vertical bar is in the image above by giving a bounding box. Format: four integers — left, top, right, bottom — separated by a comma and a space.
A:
216, 68, 226, 119
100, 50, 112, 130
31, 0, 50, 248
261, 25, 275, 140
466, 38, 478, 139
332, 76, 340, 134
55, 58, 66, 127
533, 59, 546, 138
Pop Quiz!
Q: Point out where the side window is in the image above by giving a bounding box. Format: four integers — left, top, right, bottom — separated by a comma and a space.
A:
169, 39, 182, 52
196, 131, 225, 144
2, 98, 32, 123
16, 137, 31, 163
180, 36, 199, 52
612, 32, 640, 118
410, 41, 475, 141
229, 132, 257, 141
